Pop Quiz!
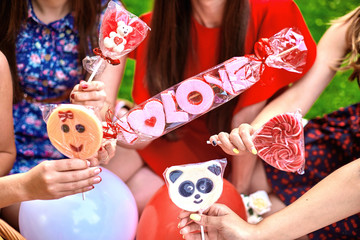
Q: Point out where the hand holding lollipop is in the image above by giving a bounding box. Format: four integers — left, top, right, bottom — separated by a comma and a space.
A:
164, 159, 227, 240
41, 104, 105, 200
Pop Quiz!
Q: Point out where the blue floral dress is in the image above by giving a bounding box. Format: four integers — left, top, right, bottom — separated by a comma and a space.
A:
11, 0, 111, 174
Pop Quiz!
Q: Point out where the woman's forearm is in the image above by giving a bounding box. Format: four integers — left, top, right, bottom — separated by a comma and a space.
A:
0, 173, 28, 208
257, 159, 360, 240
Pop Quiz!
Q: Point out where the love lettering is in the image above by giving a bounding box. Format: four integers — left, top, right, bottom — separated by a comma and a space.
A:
116, 56, 259, 144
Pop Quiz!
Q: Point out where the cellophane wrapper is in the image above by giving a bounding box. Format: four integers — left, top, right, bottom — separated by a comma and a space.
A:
108, 28, 308, 145
83, 0, 150, 75
252, 110, 306, 174
163, 159, 227, 213
40, 104, 103, 160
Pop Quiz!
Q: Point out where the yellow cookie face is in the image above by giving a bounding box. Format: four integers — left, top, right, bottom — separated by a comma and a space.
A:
47, 104, 103, 159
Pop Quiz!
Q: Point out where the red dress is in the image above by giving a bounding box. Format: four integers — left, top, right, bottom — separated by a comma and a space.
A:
129, 0, 316, 177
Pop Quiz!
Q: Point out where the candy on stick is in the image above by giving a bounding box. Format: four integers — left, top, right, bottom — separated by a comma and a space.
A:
83, 0, 150, 82
164, 159, 227, 240
252, 110, 305, 174
41, 104, 103, 160
107, 28, 308, 145
41, 104, 104, 200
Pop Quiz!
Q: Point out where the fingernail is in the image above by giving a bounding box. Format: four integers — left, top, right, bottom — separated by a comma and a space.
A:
81, 83, 88, 89
93, 176, 102, 183
70, 93, 75, 99
251, 147, 258, 155
212, 140, 217, 146
86, 160, 91, 167
233, 148, 240, 154
189, 213, 201, 221
182, 235, 185, 239
87, 185, 94, 190
94, 168, 101, 174
177, 222, 181, 228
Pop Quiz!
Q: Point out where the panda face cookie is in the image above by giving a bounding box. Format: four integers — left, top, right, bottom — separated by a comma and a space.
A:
46, 104, 103, 159
164, 159, 227, 212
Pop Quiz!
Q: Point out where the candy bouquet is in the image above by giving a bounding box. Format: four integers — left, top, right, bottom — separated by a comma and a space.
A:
105, 28, 308, 145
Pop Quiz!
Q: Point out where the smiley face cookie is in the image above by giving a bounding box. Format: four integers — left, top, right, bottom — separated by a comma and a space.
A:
164, 159, 227, 212
46, 104, 103, 159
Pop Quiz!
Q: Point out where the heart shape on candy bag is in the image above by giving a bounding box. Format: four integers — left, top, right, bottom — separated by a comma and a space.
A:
100, 1, 149, 59
127, 99, 166, 137
252, 112, 305, 174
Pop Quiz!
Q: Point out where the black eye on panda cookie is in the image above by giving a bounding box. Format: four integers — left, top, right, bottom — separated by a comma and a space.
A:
179, 180, 195, 197
196, 178, 213, 194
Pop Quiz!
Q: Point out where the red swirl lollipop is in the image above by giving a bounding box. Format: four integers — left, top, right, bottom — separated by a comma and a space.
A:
252, 112, 305, 173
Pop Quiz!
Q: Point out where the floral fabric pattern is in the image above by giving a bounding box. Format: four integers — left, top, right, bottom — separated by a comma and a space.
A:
11, 0, 110, 174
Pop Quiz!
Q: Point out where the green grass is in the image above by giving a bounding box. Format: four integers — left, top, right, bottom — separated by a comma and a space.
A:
119, 0, 360, 119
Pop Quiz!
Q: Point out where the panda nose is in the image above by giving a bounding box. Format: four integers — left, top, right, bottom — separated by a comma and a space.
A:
194, 194, 200, 199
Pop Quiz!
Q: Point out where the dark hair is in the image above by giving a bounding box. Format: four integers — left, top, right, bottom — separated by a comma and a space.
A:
146, 0, 249, 136
0, 0, 104, 103
0, 0, 27, 103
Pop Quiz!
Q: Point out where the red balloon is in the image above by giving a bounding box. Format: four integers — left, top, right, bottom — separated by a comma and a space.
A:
136, 179, 246, 240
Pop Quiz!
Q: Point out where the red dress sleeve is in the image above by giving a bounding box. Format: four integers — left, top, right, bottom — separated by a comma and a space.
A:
234, 0, 317, 113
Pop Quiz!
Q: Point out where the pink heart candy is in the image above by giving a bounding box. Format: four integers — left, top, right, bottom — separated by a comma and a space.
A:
252, 113, 305, 173
127, 100, 166, 137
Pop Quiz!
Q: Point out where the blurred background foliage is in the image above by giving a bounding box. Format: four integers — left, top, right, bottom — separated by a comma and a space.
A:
119, 0, 360, 119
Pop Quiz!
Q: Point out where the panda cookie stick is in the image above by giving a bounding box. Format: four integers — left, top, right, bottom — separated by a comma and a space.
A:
164, 159, 227, 240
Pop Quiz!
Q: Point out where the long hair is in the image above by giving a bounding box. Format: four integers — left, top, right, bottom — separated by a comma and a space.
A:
333, 6, 360, 86
0, 0, 103, 103
146, 0, 249, 137
0, 0, 27, 103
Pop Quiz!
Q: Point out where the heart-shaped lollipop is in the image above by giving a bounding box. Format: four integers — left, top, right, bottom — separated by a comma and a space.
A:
252, 112, 305, 173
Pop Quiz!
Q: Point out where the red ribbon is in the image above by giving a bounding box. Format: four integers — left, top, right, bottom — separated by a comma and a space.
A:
93, 48, 121, 65
235, 38, 274, 77
58, 110, 74, 122
254, 38, 274, 61
102, 109, 134, 139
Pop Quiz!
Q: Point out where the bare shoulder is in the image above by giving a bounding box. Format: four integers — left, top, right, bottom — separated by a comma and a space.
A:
0, 51, 12, 89
0, 51, 10, 73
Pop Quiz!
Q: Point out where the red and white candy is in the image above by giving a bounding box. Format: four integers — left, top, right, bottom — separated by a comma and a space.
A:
252, 112, 305, 173
110, 28, 308, 145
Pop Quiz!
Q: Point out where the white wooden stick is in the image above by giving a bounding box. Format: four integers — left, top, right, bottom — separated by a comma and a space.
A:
87, 58, 104, 82
200, 225, 205, 240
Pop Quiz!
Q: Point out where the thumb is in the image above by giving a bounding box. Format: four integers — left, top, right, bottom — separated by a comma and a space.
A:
190, 213, 223, 229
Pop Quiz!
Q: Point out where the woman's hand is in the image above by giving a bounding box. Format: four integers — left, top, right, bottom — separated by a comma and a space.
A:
88, 139, 117, 167
209, 123, 257, 156
22, 159, 102, 200
178, 203, 257, 240
70, 80, 107, 110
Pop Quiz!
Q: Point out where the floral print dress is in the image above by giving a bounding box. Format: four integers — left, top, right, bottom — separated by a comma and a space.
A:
11, 1, 110, 174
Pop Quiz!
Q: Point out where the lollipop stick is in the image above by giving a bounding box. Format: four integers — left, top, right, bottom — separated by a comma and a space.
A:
275, 45, 298, 58
82, 192, 86, 200
87, 58, 104, 83
200, 225, 205, 240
